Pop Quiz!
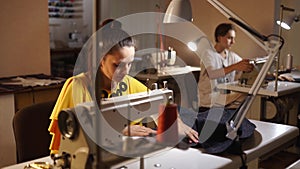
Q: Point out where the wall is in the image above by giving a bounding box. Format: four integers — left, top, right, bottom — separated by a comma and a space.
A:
280, 0, 300, 69
98, 0, 167, 58
0, 0, 50, 77
0, 0, 50, 166
98, 0, 276, 68
99, 0, 167, 22
165, 0, 300, 69
171, 0, 275, 67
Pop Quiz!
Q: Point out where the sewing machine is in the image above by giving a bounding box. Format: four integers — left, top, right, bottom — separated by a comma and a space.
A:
52, 88, 173, 169
239, 57, 268, 87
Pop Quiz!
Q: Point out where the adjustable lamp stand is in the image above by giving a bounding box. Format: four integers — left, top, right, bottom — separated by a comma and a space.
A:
207, 0, 284, 140
274, 5, 291, 92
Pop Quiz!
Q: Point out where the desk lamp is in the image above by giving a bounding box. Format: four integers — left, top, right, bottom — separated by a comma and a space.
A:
203, 0, 284, 141
273, 5, 299, 91
276, 5, 299, 30
155, 0, 192, 73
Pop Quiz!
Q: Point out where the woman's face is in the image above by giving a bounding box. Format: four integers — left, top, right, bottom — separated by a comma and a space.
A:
218, 29, 236, 49
101, 46, 135, 82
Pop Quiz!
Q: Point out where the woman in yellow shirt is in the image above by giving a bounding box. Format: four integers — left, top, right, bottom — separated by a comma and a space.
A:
48, 21, 198, 154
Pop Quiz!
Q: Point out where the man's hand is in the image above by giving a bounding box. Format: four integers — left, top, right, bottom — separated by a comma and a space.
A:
235, 59, 254, 73
278, 74, 295, 82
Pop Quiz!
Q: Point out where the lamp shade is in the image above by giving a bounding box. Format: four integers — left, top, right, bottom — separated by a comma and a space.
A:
276, 5, 299, 30
276, 13, 297, 30
187, 37, 203, 51
187, 36, 213, 54
187, 41, 198, 51
163, 0, 193, 23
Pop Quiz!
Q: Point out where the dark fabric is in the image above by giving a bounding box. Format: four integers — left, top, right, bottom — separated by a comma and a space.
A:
198, 106, 210, 113
193, 107, 256, 154
13, 101, 55, 163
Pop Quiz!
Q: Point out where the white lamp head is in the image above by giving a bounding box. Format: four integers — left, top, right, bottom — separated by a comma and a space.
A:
187, 37, 213, 53
276, 14, 299, 30
276, 5, 299, 30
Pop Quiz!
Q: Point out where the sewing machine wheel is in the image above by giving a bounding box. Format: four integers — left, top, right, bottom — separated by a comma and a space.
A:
265, 100, 277, 119
264, 96, 293, 123
58, 109, 78, 140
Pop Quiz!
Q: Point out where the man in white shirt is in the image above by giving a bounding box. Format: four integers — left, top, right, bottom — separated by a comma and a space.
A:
198, 23, 254, 112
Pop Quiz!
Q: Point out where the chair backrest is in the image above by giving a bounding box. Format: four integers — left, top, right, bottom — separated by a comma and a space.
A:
12, 101, 55, 163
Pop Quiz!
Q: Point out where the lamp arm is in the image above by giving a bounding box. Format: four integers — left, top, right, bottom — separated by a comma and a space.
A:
207, 0, 284, 140
207, 0, 268, 51
229, 17, 268, 41
281, 5, 295, 12
226, 38, 283, 140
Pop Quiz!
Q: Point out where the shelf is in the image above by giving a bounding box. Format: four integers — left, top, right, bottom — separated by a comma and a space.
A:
48, 0, 83, 19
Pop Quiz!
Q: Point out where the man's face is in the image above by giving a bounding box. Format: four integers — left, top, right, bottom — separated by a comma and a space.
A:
218, 29, 236, 49
101, 46, 135, 82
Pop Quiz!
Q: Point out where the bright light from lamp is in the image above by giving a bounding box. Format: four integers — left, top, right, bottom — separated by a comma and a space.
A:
276, 5, 299, 30
187, 41, 197, 51
187, 36, 214, 53
276, 20, 291, 30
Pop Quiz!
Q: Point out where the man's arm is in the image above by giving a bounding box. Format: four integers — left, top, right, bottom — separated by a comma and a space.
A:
207, 59, 254, 79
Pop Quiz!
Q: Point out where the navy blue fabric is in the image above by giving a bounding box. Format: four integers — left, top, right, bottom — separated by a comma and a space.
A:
193, 107, 256, 154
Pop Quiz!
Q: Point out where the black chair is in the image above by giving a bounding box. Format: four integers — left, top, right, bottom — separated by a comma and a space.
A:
12, 101, 55, 163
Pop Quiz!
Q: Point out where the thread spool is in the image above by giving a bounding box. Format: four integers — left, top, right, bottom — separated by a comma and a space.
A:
286, 54, 293, 72
156, 97, 178, 145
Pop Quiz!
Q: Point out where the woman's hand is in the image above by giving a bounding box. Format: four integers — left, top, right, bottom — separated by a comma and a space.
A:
122, 125, 157, 137
184, 128, 199, 144
178, 119, 199, 143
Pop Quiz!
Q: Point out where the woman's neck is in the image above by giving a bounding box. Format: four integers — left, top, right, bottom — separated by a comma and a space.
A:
97, 69, 113, 92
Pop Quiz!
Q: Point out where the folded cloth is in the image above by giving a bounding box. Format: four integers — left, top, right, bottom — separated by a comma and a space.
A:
193, 107, 256, 154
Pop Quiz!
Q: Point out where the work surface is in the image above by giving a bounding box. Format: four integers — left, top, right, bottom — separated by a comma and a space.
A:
217, 80, 300, 97
3, 120, 299, 169
132, 65, 200, 81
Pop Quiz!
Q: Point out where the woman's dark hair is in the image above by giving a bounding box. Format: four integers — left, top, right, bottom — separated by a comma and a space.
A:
100, 19, 122, 30
98, 19, 135, 57
214, 23, 236, 42
95, 19, 135, 100
73, 19, 135, 75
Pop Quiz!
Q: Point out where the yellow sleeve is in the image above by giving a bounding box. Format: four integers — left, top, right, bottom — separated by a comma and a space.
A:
48, 77, 75, 154
48, 73, 92, 154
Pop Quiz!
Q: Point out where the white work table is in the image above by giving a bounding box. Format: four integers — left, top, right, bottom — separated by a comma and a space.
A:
131, 65, 200, 81
217, 81, 300, 123
217, 81, 300, 97
3, 120, 298, 169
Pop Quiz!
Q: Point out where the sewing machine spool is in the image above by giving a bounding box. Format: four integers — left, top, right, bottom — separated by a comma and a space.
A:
156, 98, 178, 145
286, 54, 293, 72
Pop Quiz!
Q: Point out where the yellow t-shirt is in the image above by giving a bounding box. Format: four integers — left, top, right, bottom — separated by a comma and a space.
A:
48, 72, 147, 154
